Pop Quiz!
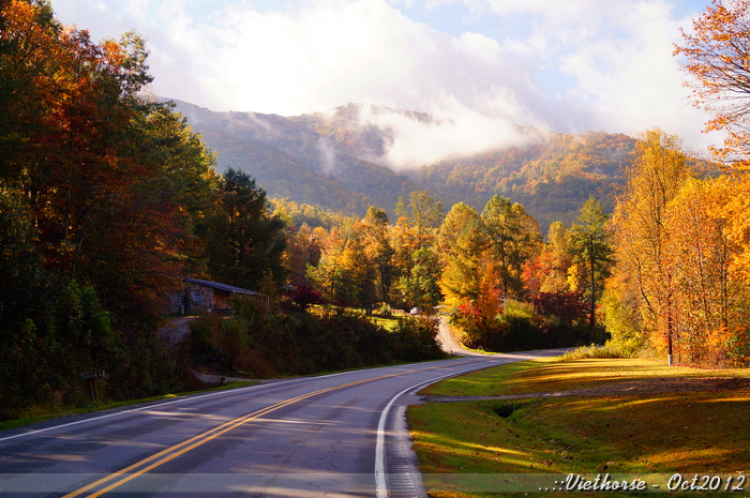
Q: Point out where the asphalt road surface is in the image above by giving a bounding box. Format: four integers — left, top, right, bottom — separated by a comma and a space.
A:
0, 348, 563, 498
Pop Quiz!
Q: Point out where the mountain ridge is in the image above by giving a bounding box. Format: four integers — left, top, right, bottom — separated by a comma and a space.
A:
171, 99, 636, 231
172, 100, 422, 214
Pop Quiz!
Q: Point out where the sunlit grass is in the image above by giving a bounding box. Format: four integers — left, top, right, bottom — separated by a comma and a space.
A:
307, 304, 402, 332
368, 314, 401, 332
410, 358, 750, 497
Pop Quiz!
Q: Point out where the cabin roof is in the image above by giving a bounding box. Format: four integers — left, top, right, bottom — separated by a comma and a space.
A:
185, 277, 262, 296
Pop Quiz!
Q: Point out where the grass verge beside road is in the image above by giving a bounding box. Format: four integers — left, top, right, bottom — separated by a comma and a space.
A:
0, 380, 258, 432
408, 358, 750, 497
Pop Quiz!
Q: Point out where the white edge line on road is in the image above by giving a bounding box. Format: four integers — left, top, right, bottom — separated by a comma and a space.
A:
0, 383, 265, 443
0, 366, 389, 444
375, 360, 511, 498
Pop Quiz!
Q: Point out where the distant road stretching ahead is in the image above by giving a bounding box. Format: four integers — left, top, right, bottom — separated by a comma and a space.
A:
0, 350, 563, 498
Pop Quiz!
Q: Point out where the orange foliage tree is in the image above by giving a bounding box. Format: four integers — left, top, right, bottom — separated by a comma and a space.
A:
606, 130, 692, 361
606, 129, 750, 365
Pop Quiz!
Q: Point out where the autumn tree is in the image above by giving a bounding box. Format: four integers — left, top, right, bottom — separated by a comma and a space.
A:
522, 221, 576, 321
0, 2, 219, 321
664, 177, 750, 365
307, 226, 345, 303
284, 223, 323, 286
675, 0, 750, 292
606, 130, 692, 360
438, 203, 486, 308
395, 190, 442, 250
337, 235, 377, 308
675, 0, 750, 166
0, 1, 217, 412
481, 195, 542, 299
395, 247, 443, 312
358, 206, 394, 304
391, 191, 442, 308
0, 0, 60, 181
476, 253, 503, 326
307, 223, 378, 309
539, 221, 573, 294
389, 214, 419, 307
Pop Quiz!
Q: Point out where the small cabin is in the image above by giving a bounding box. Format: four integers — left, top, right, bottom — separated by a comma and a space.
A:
162, 278, 269, 315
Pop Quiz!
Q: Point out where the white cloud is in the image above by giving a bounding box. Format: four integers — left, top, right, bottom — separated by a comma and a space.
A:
179, 0, 554, 168
429, 0, 718, 147
49, 0, 720, 166
359, 99, 535, 169
549, 1, 713, 143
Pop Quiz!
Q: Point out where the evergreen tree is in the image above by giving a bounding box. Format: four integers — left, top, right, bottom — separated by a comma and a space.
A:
206, 168, 287, 291
570, 197, 612, 330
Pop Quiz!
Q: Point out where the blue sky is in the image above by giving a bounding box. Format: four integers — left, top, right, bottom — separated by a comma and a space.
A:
50, 0, 719, 167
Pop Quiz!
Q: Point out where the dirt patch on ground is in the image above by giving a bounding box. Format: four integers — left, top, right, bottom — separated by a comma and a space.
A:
420, 377, 750, 403
158, 317, 198, 347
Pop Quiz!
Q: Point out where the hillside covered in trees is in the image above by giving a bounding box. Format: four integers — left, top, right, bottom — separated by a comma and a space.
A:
412, 131, 637, 231
173, 101, 645, 231
172, 100, 421, 215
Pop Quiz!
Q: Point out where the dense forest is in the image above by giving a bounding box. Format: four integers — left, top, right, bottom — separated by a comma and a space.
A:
2, 0, 750, 422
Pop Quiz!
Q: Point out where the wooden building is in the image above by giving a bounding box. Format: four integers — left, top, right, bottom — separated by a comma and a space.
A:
162, 278, 269, 315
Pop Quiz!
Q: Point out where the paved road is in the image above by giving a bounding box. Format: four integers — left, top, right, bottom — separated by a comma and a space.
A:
0, 349, 563, 497
437, 316, 492, 357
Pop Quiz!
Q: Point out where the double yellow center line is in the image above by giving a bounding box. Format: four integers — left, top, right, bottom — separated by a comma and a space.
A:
63, 359, 482, 497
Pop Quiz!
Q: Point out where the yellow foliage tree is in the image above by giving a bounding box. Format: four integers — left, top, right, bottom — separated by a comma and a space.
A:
663, 177, 750, 366
673, 1, 750, 364
540, 221, 573, 294
607, 129, 692, 361
481, 195, 543, 299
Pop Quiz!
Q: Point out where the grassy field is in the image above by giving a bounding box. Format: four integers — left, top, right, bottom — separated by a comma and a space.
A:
409, 358, 750, 497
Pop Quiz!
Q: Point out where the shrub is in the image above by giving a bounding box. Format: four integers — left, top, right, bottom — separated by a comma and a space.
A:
453, 296, 596, 353
187, 300, 446, 378
559, 344, 625, 361
188, 314, 219, 354
283, 284, 327, 310
390, 316, 446, 362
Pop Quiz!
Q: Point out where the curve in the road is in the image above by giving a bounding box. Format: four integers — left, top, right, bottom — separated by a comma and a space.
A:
0, 329, 565, 498
437, 316, 491, 357
61, 358, 488, 498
